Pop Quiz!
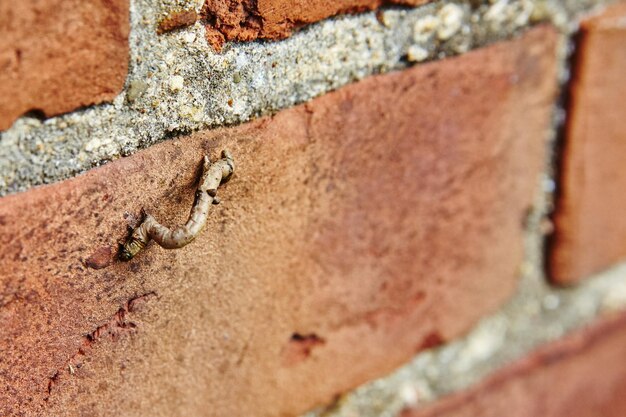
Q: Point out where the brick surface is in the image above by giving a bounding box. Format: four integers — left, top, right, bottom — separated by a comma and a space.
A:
549, 3, 626, 284
0, 0, 130, 131
402, 311, 626, 417
0, 27, 557, 416
202, 0, 429, 48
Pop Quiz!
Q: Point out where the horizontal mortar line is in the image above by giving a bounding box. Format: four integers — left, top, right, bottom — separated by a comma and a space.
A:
0, 0, 614, 197
302, 259, 626, 417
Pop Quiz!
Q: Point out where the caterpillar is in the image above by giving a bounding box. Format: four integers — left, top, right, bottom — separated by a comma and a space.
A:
119, 150, 235, 261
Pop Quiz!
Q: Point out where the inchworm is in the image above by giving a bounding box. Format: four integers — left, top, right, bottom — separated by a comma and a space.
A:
119, 150, 235, 261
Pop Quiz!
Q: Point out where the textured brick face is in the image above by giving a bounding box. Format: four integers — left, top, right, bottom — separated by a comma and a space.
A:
202, 0, 429, 47
0, 0, 130, 130
550, 3, 626, 284
0, 27, 557, 416
402, 311, 626, 417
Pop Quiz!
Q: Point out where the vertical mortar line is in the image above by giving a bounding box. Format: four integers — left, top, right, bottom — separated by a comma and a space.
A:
542, 27, 585, 284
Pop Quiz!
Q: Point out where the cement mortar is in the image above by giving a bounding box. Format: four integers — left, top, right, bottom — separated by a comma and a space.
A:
0, 0, 614, 196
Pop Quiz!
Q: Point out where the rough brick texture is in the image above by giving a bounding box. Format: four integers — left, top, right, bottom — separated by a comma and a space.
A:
0, 0, 130, 131
0, 27, 557, 416
550, 3, 626, 284
402, 311, 626, 417
202, 0, 429, 48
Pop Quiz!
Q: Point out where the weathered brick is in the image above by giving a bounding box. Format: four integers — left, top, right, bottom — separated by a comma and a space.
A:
550, 3, 626, 284
0, 27, 557, 416
201, 0, 429, 48
402, 311, 626, 417
0, 0, 130, 131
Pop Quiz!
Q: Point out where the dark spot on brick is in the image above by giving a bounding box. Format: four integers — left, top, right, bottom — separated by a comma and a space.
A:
21, 109, 46, 120
84, 246, 113, 270
418, 331, 444, 351
281, 333, 326, 367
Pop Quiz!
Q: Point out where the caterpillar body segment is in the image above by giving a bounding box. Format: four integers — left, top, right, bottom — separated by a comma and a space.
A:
119, 150, 235, 261
200, 150, 235, 194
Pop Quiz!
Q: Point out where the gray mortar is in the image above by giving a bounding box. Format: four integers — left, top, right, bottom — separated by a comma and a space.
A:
0, 0, 614, 196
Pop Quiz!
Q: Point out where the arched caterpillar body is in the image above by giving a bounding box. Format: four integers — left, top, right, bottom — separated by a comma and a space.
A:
119, 150, 235, 261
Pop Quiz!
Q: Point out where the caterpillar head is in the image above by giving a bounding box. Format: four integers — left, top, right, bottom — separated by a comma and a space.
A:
119, 238, 145, 261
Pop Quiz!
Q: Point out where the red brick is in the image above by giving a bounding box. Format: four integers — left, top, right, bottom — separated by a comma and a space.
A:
402, 311, 626, 417
550, 3, 626, 284
0, 0, 130, 130
0, 27, 557, 416
201, 0, 429, 48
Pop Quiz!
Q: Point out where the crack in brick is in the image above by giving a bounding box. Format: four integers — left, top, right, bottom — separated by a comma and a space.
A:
44, 291, 157, 401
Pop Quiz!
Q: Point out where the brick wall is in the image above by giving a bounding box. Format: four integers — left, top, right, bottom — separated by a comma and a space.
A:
0, 1, 625, 416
